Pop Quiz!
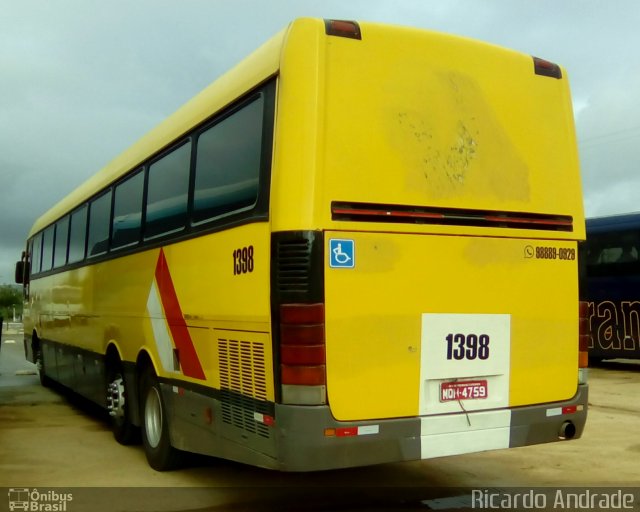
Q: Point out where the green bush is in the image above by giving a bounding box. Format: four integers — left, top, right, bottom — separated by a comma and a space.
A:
0, 285, 23, 321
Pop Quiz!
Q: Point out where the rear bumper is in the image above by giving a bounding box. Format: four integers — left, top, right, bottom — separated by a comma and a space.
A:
274, 384, 588, 471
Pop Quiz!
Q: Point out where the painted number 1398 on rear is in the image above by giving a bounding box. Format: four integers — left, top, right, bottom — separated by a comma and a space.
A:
445, 333, 490, 360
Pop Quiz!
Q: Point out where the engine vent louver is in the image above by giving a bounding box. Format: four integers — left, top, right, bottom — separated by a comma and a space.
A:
275, 238, 311, 296
219, 337, 270, 439
272, 231, 324, 304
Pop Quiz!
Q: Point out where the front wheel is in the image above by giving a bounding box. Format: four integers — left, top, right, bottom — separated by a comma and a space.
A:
35, 346, 52, 387
140, 368, 182, 471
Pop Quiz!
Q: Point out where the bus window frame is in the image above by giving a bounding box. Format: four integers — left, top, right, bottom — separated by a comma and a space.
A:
111, 168, 145, 251
26, 78, 276, 278
53, 215, 70, 269
585, 228, 640, 278
191, 92, 266, 227
87, 189, 114, 259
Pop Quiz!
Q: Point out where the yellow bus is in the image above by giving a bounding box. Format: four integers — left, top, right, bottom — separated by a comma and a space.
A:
16, 18, 588, 471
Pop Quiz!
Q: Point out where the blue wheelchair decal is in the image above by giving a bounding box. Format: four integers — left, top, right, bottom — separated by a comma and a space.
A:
329, 239, 355, 268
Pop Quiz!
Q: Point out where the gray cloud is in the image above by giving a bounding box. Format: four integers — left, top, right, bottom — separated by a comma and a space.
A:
577, 68, 640, 215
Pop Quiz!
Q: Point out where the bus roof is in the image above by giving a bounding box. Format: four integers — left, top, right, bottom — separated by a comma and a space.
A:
586, 212, 640, 234
30, 18, 583, 240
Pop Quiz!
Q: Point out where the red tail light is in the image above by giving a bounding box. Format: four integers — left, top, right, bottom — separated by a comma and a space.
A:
280, 303, 324, 324
280, 303, 326, 386
281, 365, 326, 386
281, 324, 325, 345
578, 301, 590, 368
281, 344, 326, 365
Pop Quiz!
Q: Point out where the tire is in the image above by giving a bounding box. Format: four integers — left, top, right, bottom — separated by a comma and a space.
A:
106, 363, 140, 445
140, 367, 182, 471
35, 346, 53, 388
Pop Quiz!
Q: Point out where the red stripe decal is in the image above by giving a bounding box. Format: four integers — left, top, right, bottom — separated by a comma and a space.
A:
155, 249, 206, 380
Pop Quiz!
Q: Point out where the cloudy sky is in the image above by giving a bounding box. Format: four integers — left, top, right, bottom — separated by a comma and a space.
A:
1, 0, 639, 283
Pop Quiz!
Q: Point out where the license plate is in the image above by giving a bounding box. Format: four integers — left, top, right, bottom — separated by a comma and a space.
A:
440, 380, 488, 402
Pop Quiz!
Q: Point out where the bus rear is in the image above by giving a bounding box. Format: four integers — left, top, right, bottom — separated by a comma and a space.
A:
270, 19, 587, 469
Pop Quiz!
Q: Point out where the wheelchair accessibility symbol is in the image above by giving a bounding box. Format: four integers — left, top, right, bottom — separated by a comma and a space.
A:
329, 239, 355, 268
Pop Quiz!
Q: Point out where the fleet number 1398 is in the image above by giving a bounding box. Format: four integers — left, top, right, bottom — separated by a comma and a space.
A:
445, 333, 490, 360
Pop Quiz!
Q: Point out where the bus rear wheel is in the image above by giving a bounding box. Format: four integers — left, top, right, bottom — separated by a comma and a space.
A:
140, 367, 182, 471
106, 363, 139, 445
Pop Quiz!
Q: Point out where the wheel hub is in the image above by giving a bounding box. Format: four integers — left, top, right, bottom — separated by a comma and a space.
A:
107, 377, 126, 419
144, 387, 163, 448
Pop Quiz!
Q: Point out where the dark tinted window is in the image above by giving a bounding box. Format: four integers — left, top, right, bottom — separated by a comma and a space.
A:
53, 216, 69, 268
112, 171, 144, 249
31, 233, 42, 275
88, 191, 112, 257
193, 97, 263, 224
68, 205, 88, 264
586, 229, 640, 277
145, 142, 191, 239
41, 226, 54, 272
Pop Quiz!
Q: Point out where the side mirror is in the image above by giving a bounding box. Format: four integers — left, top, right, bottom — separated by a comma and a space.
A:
15, 250, 30, 285
15, 260, 24, 284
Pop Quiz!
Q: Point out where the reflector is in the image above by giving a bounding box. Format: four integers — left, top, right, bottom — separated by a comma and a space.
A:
281, 364, 326, 386
336, 427, 358, 437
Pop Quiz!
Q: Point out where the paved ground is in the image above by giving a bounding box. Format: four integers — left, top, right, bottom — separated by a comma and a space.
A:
1, 325, 639, 511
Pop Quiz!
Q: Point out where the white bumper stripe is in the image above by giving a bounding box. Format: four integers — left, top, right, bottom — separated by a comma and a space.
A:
420, 409, 511, 459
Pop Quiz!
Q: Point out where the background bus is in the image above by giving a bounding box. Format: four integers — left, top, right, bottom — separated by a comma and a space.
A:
16, 18, 587, 472
583, 213, 640, 361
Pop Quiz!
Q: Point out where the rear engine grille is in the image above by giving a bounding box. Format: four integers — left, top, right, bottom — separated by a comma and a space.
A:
219, 337, 270, 439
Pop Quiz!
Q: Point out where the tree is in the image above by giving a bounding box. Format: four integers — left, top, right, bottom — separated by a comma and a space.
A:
0, 284, 23, 321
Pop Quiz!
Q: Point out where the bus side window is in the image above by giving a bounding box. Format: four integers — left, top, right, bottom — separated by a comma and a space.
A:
54, 216, 70, 268
193, 96, 264, 224
41, 225, 55, 272
68, 205, 88, 264
587, 231, 640, 277
112, 170, 144, 250
31, 233, 43, 277
617, 239, 638, 263
88, 191, 113, 257
145, 142, 191, 239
